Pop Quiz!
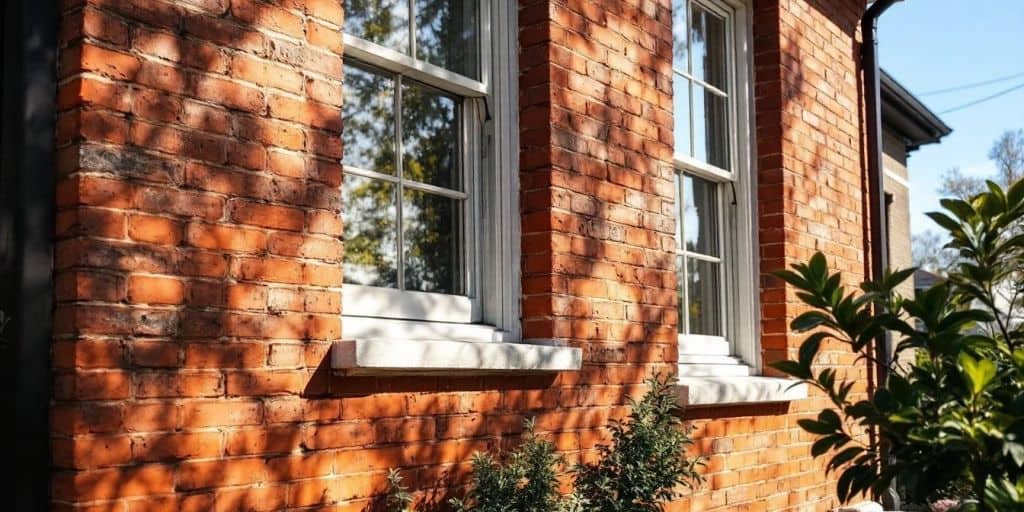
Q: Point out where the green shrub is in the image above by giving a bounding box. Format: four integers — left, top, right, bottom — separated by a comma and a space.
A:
385, 376, 704, 512
571, 375, 704, 511
771, 180, 1024, 511
449, 418, 569, 512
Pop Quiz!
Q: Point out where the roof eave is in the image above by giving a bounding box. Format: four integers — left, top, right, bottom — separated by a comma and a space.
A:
880, 70, 953, 152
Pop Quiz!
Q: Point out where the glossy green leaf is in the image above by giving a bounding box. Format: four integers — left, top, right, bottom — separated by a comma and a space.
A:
958, 353, 997, 396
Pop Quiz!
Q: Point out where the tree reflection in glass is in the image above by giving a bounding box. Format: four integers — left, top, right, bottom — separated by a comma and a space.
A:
415, 0, 479, 79
343, 175, 398, 288
342, 63, 396, 174
403, 190, 459, 293
343, 0, 410, 54
687, 258, 721, 336
677, 174, 723, 336
343, 0, 478, 296
344, 0, 479, 80
342, 65, 464, 294
402, 83, 458, 189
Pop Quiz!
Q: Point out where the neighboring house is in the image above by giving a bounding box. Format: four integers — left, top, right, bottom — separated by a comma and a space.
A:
880, 71, 952, 300
0, 0, 951, 511
914, 269, 943, 296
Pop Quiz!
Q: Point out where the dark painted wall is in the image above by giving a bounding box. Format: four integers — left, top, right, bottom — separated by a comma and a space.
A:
1, 0, 57, 509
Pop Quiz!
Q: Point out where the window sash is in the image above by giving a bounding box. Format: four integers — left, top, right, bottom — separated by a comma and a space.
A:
341, 1, 512, 329
673, 0, 758, 369
676, 170, 727, 337
674, 0, 736, 171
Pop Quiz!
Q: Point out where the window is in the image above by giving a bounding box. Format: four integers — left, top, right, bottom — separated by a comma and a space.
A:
672, 0, 758, 370
341, 0, 519, 338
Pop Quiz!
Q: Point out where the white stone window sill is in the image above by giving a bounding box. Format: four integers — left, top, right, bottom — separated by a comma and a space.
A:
676, 375, 808, 407
331, 338, 582, 376
674, 335, 807, 406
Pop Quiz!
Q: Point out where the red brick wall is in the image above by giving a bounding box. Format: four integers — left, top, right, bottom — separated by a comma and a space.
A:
50, 0, 872, 510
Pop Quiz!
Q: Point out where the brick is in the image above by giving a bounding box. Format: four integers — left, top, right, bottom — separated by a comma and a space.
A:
194, 75, 266, 113
54, 371, 131, 400
177, 458, 268, 490
126, 275, 186, 305
55, 270, 125, 302
134, 371, 223, 398
52, 435, 133, 469
52, 465, 174, 501
181, 401, 262, 428
231, 53, 305, 93
230, 200, 305, 231
213, 485, 287, 512
128, 214, 183, 245
226, 283, 268, 310
184, 342, 266, 368
126, 493, 215, 512
79, 44, 140, 80
225, 425, 298, 456
131, 431, 223, 462
306, 209, 341, 235
123, 403, 179, 433
267, 232, 341, 261
129, 341, 180, 368
185, 223, 267, 253
225, 370, 306, 396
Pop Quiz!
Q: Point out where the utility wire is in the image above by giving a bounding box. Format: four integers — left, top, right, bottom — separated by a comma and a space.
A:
939, 80, 1024, 114
920, 70, 1024, 96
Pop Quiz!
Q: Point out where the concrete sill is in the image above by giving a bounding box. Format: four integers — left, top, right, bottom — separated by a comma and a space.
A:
676, 376, 808, 407
331, 339, 582, 376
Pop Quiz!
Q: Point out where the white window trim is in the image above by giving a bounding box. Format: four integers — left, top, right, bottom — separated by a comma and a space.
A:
671, 0, 804, 406
341, 0, 522, 342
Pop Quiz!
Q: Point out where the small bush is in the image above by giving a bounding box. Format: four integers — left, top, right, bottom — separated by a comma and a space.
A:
385, 376, 704, 512
449, 418, 568, 512
571, 375, 704, 511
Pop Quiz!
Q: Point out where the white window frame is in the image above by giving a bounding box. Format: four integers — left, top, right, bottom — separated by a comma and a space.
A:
340, 1, 521, 340
673, 0, 760, 372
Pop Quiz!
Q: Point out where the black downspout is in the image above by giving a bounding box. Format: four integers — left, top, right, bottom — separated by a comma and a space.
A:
863, 0, 901, 370
0, 0, 57, 510
861, 1, 902, 509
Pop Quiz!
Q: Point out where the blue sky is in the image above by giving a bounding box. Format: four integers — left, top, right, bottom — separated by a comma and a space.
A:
878, 0, 1024, 236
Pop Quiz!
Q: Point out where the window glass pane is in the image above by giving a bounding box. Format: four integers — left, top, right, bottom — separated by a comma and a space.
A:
343, 63, 397, 174
416, 0, 479, 79
673, 74, 692, 159
690, 3, 728, 90
686, 258, 721, 336
401, 80, 460, 190
343, 175, 399, 288
672, 0, 688, 72
693, 85, 730, 169
403, 189, 461, 294
682, 174, 719, 257
343, 0, 410, 54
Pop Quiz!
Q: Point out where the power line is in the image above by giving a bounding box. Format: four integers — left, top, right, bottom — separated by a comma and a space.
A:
939, 80, 1024, 114
920, 71, 1024, 96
